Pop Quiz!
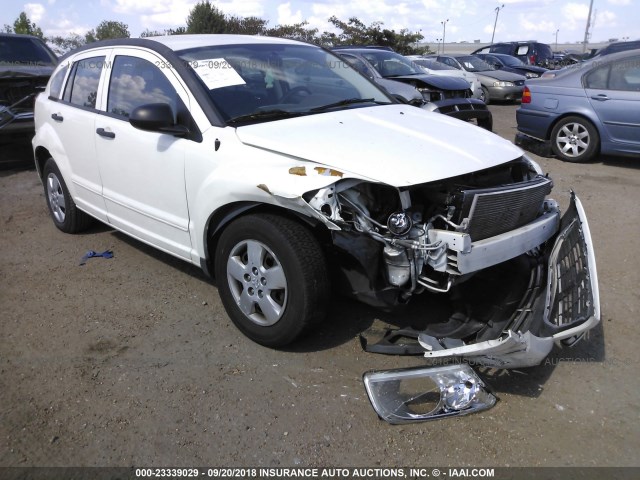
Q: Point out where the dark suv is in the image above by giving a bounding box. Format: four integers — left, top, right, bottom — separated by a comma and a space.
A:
0, 34, 58, 148
472, 41, 553, 67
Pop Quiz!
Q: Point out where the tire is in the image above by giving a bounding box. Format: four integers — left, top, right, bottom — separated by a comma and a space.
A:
214, 214, 329, 347
43, 158, 92, 233
480, 86, 490, 105
550, 116, 600, 163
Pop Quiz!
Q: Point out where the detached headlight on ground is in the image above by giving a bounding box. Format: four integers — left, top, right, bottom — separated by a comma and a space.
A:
363, 364, 496, 424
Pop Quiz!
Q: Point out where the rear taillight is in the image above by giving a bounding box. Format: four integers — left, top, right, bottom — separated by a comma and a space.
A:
530, 54, 536, 65
522, 86, 531, 104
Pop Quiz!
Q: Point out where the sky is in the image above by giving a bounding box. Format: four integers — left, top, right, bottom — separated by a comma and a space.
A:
2, 0, 639, 45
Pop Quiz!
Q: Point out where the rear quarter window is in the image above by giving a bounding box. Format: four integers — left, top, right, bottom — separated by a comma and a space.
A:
49, 64, 69, 99
63, 56, 105, 109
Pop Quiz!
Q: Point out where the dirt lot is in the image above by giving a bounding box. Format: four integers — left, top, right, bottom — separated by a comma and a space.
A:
1, 104, 639, 469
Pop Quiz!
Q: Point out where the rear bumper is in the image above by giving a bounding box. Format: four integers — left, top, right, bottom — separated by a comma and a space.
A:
515, 132, 552, 157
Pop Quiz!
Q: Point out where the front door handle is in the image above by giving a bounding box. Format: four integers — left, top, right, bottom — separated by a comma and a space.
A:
96, 128, 115, 139
51, 113, 63, 122
590, 94, 610, 101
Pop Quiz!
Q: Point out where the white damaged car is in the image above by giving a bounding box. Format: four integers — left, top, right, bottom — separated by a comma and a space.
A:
33, 35, 599, 421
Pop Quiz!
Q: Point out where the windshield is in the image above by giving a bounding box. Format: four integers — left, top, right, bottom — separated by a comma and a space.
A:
412, 59, 457, 71
456, 56, 494, 72
0, 36, 57, 66
354, 50, 424, 77
178, 43, 392, 124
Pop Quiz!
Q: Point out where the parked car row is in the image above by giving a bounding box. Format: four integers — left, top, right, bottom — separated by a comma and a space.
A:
333, 48, 492, 130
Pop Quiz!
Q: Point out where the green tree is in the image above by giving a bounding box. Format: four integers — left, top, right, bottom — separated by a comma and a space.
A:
186, 0, 226, 34
266, 21, 320, 43
85, 20, 130, 42
7, 12, 44, 38
320, 16, 428, 55
224, 15, 268, 35
140, 26, 187, 38
48, 33, 85, 53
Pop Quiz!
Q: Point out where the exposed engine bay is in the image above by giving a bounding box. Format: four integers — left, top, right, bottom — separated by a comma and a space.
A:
303, 156, 598, 365
303, 156, 599, 423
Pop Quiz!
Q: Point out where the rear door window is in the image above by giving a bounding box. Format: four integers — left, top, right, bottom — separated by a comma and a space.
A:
608, 58, 640, 91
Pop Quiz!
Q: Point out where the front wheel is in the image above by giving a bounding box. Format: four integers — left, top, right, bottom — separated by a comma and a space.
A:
214, 214, 329, 347
550, 116, 599, 163
480, 86, 490, 105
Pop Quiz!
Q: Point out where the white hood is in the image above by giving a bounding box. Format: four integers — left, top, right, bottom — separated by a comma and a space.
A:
235, 105, 523, 187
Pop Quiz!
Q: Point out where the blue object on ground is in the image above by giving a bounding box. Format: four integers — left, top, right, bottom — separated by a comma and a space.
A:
79, 250, 114, 266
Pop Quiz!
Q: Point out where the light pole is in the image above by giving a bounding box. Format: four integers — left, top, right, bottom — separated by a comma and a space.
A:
555, 29, 560, 51
441, 19, 449, 53
491, 4, 505, 43
436, 38, 441, 54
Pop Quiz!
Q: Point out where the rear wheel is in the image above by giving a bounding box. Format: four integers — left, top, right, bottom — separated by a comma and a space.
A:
214, 214, 329, 347
43, 158, 92, 233
550, 116, 599, 163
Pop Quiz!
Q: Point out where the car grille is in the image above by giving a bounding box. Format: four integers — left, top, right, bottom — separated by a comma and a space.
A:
458, 177, 552, 241
514, 80, 525, 86
437, 102, 488, 115
423, 90, 469, 102
544, 213, 595, 330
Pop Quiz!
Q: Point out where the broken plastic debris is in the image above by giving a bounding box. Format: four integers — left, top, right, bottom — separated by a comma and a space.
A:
79, 250, 114, 266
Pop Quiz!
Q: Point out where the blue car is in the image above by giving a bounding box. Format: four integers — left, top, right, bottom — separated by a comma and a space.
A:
516, 49, 640, 162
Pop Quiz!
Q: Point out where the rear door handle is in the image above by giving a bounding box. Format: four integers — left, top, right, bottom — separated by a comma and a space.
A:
51, 113, 63, 122
590, 94, 610, 101
96, 128, 115, 139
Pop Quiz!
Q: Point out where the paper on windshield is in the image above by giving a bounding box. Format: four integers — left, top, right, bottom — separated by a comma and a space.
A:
191, 58, 246, 90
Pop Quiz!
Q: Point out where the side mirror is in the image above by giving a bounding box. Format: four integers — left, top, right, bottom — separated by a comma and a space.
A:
129, 103, 189, 136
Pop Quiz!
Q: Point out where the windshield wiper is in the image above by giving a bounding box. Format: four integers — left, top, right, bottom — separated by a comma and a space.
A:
310, 98, 381, 112
227, 109, 307, 125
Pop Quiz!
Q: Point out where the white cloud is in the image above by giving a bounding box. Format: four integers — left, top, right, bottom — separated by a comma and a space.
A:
25, 3, 46, 23
218, 0, 265, 18
518, 14, 556, 33
45, 17, 92, 37
560, 2, 590, 31
112, 0, 180, 14
607, 0, 630, 5
277, 3, 303, 25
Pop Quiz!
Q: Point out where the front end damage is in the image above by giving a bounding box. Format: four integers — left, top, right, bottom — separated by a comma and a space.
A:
298, 156, 599, 422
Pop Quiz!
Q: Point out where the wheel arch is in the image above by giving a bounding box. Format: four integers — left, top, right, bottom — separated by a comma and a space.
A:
544, 111, 603, 143
34, 146, 52, 180
202, 202, 331, 279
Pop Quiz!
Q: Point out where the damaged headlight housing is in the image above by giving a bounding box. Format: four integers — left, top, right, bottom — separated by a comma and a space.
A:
363, 364, 496, 424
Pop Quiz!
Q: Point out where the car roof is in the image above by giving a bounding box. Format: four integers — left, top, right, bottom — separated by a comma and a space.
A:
59, 35, 309, 61
149, 34, 305, 51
